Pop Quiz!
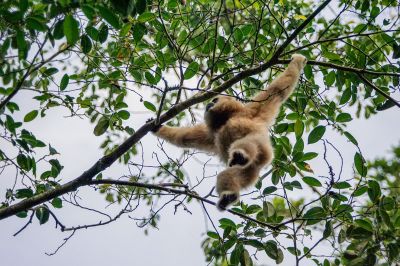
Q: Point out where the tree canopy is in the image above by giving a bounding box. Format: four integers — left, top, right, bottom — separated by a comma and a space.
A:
0, 0, 399, 265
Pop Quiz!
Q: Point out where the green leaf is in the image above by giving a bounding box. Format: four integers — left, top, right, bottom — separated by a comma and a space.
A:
17, 154, 31, 171
219, 218, 236, 228
333, 181, 351, 189
304, 65, 313, 80
355, 219, 373, 232
24, 110, 38, 122
392, 42, 400, 59
243, 239, 264, 250
145, 72, 157, 85
336, 113, 352, 123
80, 34, 92, 54
98, 6, 121, 29
354, 23, 366, 33
184, 62, 200, 80
262, 201, 275, 218
26, 17, 47, 32
301, 152, 318, 161
60, 74, 69, 91
323, 221, 332, 238
43, 67, 58, 77
49, 159, 63, 176
338, 229, 346, 243
294, 120, 304, 139
230, 244, 243, 265
81, 4, 95, 20
53, 19, 65, 39
265, 240, 278, 260
6, 102, 19, 113
367, 180, 381, 202
206, 231, 219, 239
120, 23, 132, 37
98, 24, 109, 43
262, 186, 277, 195
325, 71, 335, 86
240, 249, 252, 266
394, 215, 400, 228
348, 227, 372, 239
117, 110, 130, 120
308, 125, 326, 144
377, 100, 396, 111
354, 152, 367, 177
138, 12, 155, 23
49, 144, 59, 155
340, 88, 351, 104
302, 176, 322, 187
36, 206, 50, 225
143, 101, 156, 112
304, 207, 326, 225
353, 186, 367, 197
110, 0, 135, 16
64, 14, 80, 45
16, 211, 28, 218
93, 117, 109, 136
136, 0, 147, 14
132, 23, 146, 42
276, 248, 284, 264
344, 131, 358, 145
51, 197, 63, 208
15, 188, 33, 199
16, 29, 27, 55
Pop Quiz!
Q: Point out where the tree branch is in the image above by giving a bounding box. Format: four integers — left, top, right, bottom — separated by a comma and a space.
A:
357, 74, 400, 108
0, 45, 70, 111
89, 179, 278, 230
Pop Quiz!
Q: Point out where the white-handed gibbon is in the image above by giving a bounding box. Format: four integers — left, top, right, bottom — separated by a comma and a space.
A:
150, 54, 307, 210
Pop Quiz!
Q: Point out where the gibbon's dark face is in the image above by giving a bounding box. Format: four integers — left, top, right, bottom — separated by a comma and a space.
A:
204, 96, 244, 131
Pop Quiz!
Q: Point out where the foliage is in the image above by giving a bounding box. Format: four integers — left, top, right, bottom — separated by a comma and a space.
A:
0, 0, 399, 265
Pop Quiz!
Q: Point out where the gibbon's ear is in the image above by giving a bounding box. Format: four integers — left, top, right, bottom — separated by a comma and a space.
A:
146, 118, 163, 132
217, 191, 239, 211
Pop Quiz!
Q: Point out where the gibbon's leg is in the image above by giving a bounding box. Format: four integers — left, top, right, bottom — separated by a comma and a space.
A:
216, 166, 260, 210
153, 124, 215, 152
216, 134, 273, 210
246, 54, 307, 123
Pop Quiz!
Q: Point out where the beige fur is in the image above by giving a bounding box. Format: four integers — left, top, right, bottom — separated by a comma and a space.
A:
153, 54, 307, 210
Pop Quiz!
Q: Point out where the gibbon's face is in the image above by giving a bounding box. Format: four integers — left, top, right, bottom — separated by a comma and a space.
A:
204, 96, 244, 131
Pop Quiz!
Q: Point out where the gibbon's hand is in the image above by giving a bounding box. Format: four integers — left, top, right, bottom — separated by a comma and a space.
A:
146, 118, 163, 132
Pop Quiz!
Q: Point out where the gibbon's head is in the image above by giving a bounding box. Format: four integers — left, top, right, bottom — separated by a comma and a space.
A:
291, 54, 308, 70
204, 96, 245, 131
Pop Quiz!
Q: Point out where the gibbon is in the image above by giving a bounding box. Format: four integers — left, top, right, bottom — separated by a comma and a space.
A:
150, 54, 307, 210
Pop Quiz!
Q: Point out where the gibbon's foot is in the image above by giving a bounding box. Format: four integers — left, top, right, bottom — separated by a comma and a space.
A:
146, 118, 163, 132
217, 191, 239, 211
229, 151, 249, 167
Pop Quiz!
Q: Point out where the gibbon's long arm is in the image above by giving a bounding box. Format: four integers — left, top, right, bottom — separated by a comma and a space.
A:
246, 54, 306, 123
154, 124, 216, 152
